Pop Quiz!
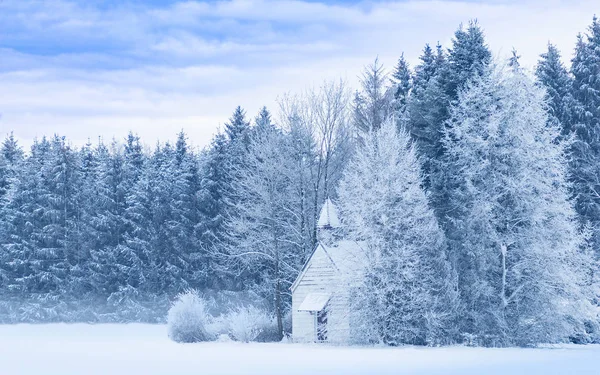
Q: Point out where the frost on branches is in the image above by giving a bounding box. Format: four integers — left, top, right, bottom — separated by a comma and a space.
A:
444, 62, 598, 346
338, 120, 458, 346
167, 290, 212, 343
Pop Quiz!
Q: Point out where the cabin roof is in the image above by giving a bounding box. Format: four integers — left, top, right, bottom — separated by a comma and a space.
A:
290, 240, 367, 292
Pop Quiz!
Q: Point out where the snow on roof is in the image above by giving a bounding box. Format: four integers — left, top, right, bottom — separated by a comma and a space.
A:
321, 240, 367, 276
290, 240, 367, 292
298, 292, 331, 311
317, 198, 341, 228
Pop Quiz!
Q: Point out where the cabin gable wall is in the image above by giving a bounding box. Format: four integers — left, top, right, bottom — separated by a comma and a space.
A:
292, 245, 351, 344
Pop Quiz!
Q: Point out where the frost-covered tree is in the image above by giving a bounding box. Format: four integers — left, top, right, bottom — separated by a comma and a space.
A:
0, 133, 22, 204
1, 138, 51, 295
353, 58, 393, 133
278, 100, 320, 255
1, 136, 82, 298
535, 43, 577, 134
391, 53, 412, 118
338, 120, 457, 346
225, 106, 251, 145
219, 106, 253, 237
278, 80, 353, 250
225, 124, 305, 340
0, 133, 24, 291
171, 132, 205, 290
411, 44, 441, 93
307, 80, 353, 199
440, 20, 492, 100
1, 132, 24, 165
197, 132, 230, 288
67, 140, 98, 297
87, 141, 126, 298
444, 62, 596, 346
253, 106, 275, 135
571, 17, 600, 257
408, 21, 491, 225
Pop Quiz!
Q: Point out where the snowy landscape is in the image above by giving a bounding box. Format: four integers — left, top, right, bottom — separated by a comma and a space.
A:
2, 0, 600, 374
2, 324, 599, 375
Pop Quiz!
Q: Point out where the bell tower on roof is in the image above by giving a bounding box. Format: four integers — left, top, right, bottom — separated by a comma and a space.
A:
317, 198, 341, 244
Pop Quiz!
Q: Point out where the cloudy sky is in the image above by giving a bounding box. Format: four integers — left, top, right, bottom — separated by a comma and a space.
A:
0, 0, 597, 150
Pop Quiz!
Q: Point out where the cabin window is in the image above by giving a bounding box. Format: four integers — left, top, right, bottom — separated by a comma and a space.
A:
316, 308, 328, 341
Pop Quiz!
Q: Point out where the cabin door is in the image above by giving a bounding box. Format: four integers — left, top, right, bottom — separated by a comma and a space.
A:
316, 308, 328, 341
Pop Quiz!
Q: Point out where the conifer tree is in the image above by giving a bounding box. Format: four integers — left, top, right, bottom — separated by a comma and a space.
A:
571, 17, 600, 257
89, 140, 125, 299
536, 43, 576, 134
445, 62, 595, 346
353, 58, 392, 133
0, 133, 24, 293
172, 131, 204, 289
412, 44, 440, 93
198, 132, 230, 287
440, 20, 492, 100
4, 138, 52, 295
339, 120, 457, 345
391, 53, 412, 117
225, 106, 251, 144
407, 21, 492, 231
254, 106, 275, 134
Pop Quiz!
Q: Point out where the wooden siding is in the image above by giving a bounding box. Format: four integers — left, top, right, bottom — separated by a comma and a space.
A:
292, 245, 351, 344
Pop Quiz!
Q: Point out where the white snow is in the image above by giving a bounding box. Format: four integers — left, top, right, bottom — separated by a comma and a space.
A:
322, 240, 367, 275
0, 324, 599, 375
298, 292, 331, 311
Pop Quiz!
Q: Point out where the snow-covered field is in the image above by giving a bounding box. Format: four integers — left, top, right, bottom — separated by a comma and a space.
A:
0, 324, 598, 375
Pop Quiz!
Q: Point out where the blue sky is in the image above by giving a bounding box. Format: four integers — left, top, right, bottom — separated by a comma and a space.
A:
0, 0, 597, 149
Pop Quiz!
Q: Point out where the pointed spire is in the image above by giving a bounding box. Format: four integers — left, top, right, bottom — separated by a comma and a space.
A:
317, 198, 341, 229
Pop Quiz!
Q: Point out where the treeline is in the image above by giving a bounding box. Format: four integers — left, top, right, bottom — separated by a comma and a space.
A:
0, 18, 600, 346
0, 99, 348, 322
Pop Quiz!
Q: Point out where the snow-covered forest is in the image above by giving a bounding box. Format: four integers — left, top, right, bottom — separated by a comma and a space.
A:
1, 19, 600, 347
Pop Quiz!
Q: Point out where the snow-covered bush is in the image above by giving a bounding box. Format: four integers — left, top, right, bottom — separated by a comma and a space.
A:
226, 306, 276, 343
205, 314, 228, 338
167, 290, 212, 343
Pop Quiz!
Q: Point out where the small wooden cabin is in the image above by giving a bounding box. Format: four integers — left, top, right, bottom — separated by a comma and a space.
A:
291, 199, 365, 344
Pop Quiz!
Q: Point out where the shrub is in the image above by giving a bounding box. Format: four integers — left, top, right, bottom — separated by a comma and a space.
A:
167, 290, 212, 343
226, 306, 276, 343
205, 314, 228, 338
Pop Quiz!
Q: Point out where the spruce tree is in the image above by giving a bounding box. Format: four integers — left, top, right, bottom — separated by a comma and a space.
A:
440, 20, 492, 100
90, 140, 125, 298
571, 17, 600, 257
197, 132, 230, 288
0, 133, 24, 294
172, 131, 204, 290
254, 106, 274, 133
338, 120, 457, 345
407, 21, 492, 236
445, 62, 595, 346
406, 44, 448, 192
225, 106, 251, 144
353, 58, 392, 133
412, 44, 439, 93
391, 53, 412, 117
2, 138, 51, 296
535, 43, 576, 134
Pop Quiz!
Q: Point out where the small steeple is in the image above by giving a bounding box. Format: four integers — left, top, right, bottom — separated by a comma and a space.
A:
317, 198, 341, 230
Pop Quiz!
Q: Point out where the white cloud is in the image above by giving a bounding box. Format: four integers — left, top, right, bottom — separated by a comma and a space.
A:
0, 0, 598, 150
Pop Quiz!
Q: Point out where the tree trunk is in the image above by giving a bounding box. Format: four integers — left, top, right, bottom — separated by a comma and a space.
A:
275, 250, 283, 340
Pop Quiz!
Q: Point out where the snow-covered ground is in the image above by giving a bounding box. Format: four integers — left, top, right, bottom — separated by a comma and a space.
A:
0, 324, 598, 375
